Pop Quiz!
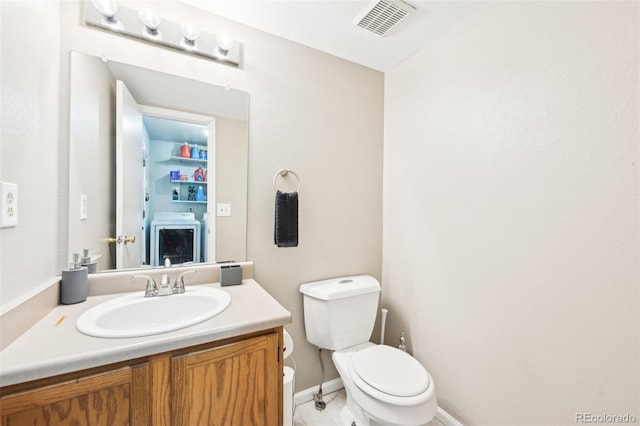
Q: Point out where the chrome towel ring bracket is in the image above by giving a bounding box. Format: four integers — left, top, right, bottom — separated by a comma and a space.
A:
273, 169, 301, 193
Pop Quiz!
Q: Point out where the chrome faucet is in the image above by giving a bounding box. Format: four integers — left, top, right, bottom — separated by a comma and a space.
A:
133, 270, 196, 297
174, 270, 195, 294
133, 274, 159, 297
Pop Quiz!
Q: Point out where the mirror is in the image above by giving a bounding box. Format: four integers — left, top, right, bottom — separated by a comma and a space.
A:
68, 51, 248, 272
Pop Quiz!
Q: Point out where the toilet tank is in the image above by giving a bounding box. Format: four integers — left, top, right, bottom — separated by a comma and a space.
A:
299, 275, 381, 350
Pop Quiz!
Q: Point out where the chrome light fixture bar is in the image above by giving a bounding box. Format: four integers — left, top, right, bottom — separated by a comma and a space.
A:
85, 0, 242, 67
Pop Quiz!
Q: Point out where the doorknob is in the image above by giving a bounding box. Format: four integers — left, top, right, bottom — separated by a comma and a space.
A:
123, 236, 136, 245
107, 236, 122, 244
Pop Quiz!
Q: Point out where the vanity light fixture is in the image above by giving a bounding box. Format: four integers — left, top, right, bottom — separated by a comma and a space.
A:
84, 1, 242, 67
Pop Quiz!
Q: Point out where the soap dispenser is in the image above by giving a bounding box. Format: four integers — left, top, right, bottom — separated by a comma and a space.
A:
61, 253, 88, 304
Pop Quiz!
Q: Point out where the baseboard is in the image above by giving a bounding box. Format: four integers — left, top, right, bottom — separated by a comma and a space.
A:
293, 377, 344, 406
436, 406, 464, 426
293, 381, 464, 426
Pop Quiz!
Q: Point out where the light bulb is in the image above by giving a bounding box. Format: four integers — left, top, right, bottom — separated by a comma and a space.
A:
216, 33, 234, 55
91, 0, 118, 22
138, 9, 161, 34
181, 23, 200, 44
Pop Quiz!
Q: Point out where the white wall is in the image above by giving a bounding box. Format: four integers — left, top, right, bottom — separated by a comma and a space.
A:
0, 1, 61, 306
383, 2, 639, 424
1, 0, 383, 392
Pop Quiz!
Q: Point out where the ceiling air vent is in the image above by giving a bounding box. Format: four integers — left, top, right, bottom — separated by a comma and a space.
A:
354, 0, 415, 37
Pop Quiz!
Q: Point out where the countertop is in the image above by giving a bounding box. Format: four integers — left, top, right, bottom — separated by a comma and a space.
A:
0, 279, 291, 387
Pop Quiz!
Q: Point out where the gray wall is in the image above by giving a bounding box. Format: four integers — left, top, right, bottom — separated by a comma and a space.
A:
68, 52, 115, 271
216, 117, 249, 262
383, 1, 639, 423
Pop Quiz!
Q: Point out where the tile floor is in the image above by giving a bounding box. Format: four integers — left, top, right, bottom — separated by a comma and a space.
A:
293, 389, 445, 426
293, 389, 346, 426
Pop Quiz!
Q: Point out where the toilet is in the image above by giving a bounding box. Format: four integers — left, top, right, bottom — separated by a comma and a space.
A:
300, 275, 437, 426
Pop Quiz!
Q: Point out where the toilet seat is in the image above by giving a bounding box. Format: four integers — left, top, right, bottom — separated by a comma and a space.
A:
349, 345, 431, 406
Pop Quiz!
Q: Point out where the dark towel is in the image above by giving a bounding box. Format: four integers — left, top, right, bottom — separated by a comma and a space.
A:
274, 191, 298, 247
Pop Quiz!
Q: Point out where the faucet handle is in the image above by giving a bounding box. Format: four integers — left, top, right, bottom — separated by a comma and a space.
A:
133, 274, 158, 297
174, 270, 196, 294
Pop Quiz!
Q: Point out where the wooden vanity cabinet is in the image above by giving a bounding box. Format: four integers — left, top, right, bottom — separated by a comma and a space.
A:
0, 363, 150, 425
0, 328, 283, 426
172, 333, 281, 426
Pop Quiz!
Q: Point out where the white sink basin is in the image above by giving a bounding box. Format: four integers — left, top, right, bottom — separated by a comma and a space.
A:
76, 286, 231, 338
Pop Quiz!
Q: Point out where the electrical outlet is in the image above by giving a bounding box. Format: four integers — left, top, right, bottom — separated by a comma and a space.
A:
0, 182, 18, 228
217, 203, 231, 217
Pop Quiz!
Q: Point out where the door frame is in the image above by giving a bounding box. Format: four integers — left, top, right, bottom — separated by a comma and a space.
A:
115, 80, 145, 269
138, 105, 216, 264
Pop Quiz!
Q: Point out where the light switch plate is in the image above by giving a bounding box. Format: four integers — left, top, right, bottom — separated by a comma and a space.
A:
217, 203, 231, 217
0, 182, 18, 228
80, 194, 88, 220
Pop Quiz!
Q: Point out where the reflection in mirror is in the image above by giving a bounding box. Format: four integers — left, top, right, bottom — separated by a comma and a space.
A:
68, 51, 248, 272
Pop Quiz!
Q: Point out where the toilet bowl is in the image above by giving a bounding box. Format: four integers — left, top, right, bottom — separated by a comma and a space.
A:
300, 275, 438, 426
334, 342, 437, 426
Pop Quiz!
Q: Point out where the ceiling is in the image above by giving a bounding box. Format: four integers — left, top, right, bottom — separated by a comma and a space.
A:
179, 0, 486, 72
107, 59, 250, 121
143, 116, 208, 145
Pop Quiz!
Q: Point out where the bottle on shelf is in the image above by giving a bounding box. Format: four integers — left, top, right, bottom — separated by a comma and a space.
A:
193, 167, 204, 182
195, 186, 206, 202
180, 142, 191, 158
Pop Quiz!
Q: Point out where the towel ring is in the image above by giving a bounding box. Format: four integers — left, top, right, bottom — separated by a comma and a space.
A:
273, 169, 300, 193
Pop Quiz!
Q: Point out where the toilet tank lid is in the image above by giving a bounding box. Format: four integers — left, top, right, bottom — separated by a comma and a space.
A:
299, 275, 380, 300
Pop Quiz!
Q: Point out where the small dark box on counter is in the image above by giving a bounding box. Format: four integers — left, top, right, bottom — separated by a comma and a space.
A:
220, 264, 242, 286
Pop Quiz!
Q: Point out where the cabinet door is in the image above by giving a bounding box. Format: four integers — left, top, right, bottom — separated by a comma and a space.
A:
172, 333, 281, 426
0, 363, 150, 426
